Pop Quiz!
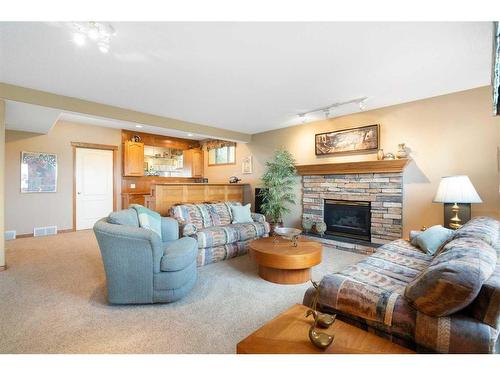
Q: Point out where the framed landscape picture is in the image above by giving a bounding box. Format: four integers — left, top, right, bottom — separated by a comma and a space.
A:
20, 151, 57, 193
315, 124, 380, 156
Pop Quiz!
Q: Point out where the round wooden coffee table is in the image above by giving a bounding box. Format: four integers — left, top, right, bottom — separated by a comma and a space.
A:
249, 237, 322, 285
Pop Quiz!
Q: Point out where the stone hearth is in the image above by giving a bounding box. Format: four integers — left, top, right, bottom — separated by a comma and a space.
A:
302, 172, 403, 254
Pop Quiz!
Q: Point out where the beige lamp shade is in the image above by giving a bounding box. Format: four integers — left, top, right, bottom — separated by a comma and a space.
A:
433, 175, 482, 204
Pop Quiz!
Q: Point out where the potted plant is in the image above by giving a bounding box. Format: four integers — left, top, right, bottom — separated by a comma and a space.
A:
259, 148, 297, 232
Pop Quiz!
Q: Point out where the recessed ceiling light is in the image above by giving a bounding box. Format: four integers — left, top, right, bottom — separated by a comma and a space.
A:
187, 133, 193, 137
135, 125, 143, 128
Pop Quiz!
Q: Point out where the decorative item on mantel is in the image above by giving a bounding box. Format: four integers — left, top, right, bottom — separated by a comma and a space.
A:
313, 221, 327, 237
229, 176, 241, 184
383, 152, 395, 160
377, 148, 385, 160
306, 280, 336, 350
397, 143, 408, 159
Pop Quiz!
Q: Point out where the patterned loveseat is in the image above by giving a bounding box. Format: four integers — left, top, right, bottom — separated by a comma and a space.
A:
170, 202, 270, 266
304, 216, 500, 353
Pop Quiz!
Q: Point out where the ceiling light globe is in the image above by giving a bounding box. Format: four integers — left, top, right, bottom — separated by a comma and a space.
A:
88, 28, 99, 40
98, 44, 109, 54
73, 33, 86, 46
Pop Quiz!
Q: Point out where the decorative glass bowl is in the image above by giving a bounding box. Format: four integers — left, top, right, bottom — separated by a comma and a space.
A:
273, 227, 302, 246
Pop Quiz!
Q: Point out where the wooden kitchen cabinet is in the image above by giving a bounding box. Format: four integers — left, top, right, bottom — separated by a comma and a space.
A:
183, 148, 204, 178
123, 141, 145, 176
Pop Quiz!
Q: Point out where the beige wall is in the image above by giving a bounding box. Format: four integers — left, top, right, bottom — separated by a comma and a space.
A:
5, 121, 122, 235
0, 100, 5, 268
204, 86, 500, 237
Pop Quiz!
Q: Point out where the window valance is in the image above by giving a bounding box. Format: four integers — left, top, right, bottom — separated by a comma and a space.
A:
204, 140, 237, 150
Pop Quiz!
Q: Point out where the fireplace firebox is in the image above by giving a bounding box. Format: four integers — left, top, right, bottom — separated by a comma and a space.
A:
323, 199, 371, 241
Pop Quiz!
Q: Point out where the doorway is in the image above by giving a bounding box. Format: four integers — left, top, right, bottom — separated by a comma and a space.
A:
73, 143, 117, 230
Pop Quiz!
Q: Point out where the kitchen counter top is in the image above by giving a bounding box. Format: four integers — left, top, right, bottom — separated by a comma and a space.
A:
152, 182, 249, 186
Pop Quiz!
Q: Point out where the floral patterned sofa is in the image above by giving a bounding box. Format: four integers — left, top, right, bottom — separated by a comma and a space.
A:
304, 216, 500, 353
169, 202, 270, 266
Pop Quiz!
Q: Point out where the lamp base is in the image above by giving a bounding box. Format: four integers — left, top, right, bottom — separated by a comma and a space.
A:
444, 203, 471, 230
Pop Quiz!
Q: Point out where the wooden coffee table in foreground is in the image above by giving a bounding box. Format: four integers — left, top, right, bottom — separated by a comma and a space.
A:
249, 237, 322, 284
237, 304, 414, 354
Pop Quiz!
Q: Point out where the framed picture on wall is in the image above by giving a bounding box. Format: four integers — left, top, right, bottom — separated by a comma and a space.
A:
242, 156, 253, 174
20, 151, 58, 193
315, 124, 380, 156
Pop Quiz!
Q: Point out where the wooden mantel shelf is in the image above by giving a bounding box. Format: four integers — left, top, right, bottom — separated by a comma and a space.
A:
295, 159, 410, 175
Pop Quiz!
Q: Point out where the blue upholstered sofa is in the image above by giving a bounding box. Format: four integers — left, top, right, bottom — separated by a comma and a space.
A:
93, 208, 198, 304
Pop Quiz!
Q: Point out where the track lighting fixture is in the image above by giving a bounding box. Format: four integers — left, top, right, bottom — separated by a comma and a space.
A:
298, 96, 368, 123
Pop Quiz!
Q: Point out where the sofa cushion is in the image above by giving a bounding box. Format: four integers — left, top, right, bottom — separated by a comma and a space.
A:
192, 222, 270, 249
451, 216, 499, 247
170, 204, 212, 230
206, 202, 234, 226
193, 225, 241, 248
317, 239, 431, 325
230, 222, 270, 241
413, 225, 454, 255
160, 237, 198, 272
108, 209, 139, 227
405, 237, 497, 317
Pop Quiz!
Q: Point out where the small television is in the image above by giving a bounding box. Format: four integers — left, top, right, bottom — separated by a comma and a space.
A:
493, 21, 500, 116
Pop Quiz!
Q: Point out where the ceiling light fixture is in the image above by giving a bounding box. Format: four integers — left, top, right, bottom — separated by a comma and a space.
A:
70, 22, 116, 54
187, 133, 194, 137
298, 96, 368, 123
73, 33, 86, 46
135, 125, 143, 128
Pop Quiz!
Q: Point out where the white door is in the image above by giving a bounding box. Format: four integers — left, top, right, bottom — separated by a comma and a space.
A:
76, 148, 114, 230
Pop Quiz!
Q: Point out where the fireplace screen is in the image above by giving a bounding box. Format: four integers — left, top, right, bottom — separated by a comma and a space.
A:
323, 199, 371, 241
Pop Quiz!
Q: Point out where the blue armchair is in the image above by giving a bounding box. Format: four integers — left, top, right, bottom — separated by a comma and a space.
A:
93, 209, 198, 304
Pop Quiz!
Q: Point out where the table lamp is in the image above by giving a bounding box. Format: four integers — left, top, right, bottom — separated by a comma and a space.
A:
433, 175, 482, 229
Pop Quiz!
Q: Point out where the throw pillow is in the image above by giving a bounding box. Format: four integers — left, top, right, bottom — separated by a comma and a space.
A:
414, 225, 454, 256
231, 204, 253, 224
404, 237, 497, 317
130, 204, 162, 240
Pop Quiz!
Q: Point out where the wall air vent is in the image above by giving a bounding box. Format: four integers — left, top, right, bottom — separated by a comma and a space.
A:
5, 230, 16, 241
33, 226, 58, 237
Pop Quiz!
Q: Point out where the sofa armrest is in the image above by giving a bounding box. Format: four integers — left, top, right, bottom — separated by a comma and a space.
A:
161, 217, 180, 241
251, 212, 266, 223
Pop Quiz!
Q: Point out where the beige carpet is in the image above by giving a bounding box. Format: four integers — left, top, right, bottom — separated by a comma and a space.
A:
0, 230, 365, 354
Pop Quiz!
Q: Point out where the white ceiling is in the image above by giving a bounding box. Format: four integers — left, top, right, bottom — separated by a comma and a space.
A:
4, 100, 61, 133
57, 112, 206, 140
4, 99, 207, 139
0, 22, 493, 134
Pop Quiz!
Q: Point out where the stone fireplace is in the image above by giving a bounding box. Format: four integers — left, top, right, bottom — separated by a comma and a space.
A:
296, 160, 409, 254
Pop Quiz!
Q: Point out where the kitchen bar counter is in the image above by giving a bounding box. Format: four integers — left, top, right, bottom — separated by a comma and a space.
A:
121, 182, 249, 215
152, 182, 249, 186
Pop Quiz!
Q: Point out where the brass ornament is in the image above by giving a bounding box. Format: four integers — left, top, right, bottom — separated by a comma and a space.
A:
306, 280, 336, 350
